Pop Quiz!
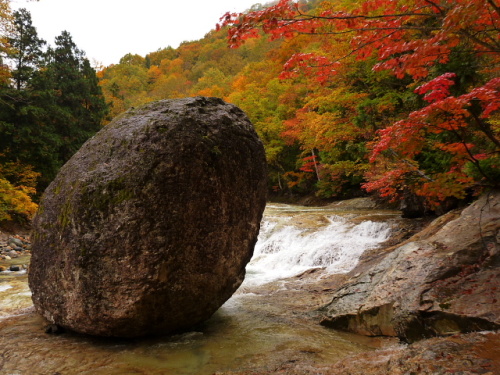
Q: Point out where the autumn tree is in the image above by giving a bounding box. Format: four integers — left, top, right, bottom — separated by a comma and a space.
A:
227, 59, 302, 192
220, 0, 500, 208
146, 46, 177, 66
0, 159, 38, 222
98, 53, 151, 118
191, 67, 231, 98
0, 0, 12, 85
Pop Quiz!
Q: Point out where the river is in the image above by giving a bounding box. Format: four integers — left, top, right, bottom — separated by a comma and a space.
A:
0, 202, 403, 374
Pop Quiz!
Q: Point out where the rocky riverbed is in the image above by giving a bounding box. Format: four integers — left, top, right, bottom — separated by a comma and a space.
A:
1, 196, 499, 374
0, 231, 31, 272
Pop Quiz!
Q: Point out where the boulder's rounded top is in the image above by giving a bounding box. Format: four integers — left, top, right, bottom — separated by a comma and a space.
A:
29, 97, 267, 337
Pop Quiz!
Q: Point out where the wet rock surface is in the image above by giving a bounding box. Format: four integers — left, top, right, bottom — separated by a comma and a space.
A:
215, 331, 500, 375
328, 331, 500, 375
320, 191, 500, 342
28, 97, 267, 337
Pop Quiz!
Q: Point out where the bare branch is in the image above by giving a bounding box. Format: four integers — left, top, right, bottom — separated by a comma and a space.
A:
459, 29, 500, 54
487, 0, 500, 18
422, 0, 446, 16
388, 149, 435, 182
293, 11, 437, 22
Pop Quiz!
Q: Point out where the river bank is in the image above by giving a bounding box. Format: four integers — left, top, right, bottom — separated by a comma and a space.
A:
215, 273, 500, 375
0, 200, 401, 374
0, 231, 31, 272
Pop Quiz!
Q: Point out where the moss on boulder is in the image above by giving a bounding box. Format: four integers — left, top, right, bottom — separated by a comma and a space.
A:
29, 97, 267, 337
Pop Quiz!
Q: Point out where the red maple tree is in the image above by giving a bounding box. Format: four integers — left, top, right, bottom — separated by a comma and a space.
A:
220, 0, 500, 207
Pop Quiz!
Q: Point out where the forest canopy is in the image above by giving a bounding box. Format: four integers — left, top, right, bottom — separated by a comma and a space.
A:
99, 0, 499, 213
1, 0, 499, 223
0, 2, 108, 223
219, 0, 500, 209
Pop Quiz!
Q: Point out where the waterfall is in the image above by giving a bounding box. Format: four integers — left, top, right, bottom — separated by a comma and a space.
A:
243, 207, 392, 286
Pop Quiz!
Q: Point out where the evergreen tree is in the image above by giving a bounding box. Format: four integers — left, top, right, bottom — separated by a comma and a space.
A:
0, 6, 45, 219
1, 19, 108, 193
36, 30, 108, 169
0, 9, 60, 190
9, 8, 45, 90
0, 8, 108, 220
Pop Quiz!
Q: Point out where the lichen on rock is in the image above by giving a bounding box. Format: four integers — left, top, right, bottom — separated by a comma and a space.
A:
28, 97, 267, 337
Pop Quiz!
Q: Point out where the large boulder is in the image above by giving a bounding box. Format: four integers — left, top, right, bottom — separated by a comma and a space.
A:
320, 190, 500, 342
29, 97, 267, 337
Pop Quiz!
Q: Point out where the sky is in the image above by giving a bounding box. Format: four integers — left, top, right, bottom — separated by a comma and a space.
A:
11, 0, 262, 67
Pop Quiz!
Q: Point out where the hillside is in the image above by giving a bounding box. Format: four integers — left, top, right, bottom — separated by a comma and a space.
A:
98, 0, 500, 211
1, 0, 499, 224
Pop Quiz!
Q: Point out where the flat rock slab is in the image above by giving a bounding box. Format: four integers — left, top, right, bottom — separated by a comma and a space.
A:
320, 191, 500, 342
29, 97, 267, 337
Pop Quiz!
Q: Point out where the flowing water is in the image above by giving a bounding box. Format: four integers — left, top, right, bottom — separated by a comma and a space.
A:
0, 202, 402, 374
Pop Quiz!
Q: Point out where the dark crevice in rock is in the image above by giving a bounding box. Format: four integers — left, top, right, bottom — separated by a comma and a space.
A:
321, 308, 500, 344
399, 310, 500, 343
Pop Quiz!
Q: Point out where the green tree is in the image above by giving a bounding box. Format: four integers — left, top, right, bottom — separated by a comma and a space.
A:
0, 2, 42, 221
1, 26, 108, 192
8, 8, 45, 90
37, 30, 108, 165
0, 7, 55, 191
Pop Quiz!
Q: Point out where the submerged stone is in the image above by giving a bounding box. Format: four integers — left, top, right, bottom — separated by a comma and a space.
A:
29, 97, 267, 337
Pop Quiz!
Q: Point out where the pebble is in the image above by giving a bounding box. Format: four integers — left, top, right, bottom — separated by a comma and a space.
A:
0, 231, 31, 272
8, 237, 24, 247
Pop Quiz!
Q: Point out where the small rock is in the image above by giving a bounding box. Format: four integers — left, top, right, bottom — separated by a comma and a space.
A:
0, 266, 5, 272
8, 238, 23, 247
9, 265, 21, 272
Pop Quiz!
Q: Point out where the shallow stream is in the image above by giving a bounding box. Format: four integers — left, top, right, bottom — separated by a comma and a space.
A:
0, 203, 402, 374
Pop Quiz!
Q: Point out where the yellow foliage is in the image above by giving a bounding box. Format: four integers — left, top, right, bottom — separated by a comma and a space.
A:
0, 160, 39, 222
0, 0, 12, 85
0, 178, 38, 222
